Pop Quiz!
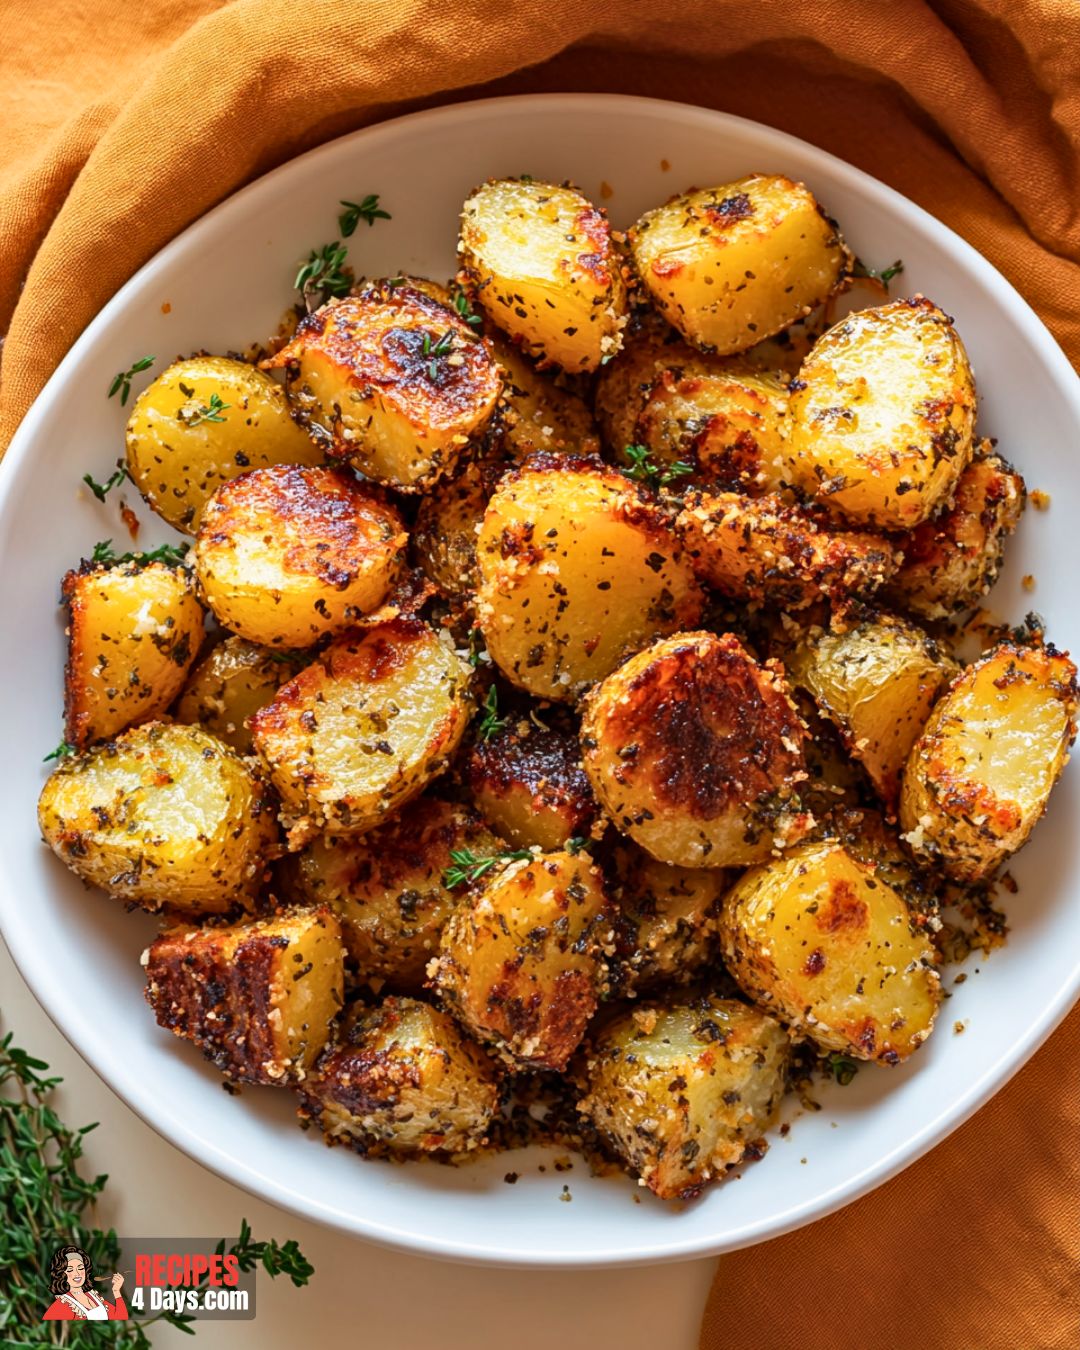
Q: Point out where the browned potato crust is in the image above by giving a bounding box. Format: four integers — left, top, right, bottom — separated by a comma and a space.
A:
144, 907, 344, 1084
476, 456, 705, 701
432, 850, 613, 1071
298, 997, 501, 1156
412, 451, 507, 601
466, 718, 598, 851
720, 839, 941, 1063
249, 619, 472, 845
490, 335, 600, 459
887, 446, 1025, 620
678, 491, 898, 611
581, 631, 812, 868
194, 464, 406, 647
174, 636, 305, 754
284, 797, 503, 991
63, 560, 204, 749
265, 282, 502, 490
575, 996, 790, 1200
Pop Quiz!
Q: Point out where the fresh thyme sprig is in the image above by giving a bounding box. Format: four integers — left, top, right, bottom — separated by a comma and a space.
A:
338, 194, 391, 237
822, 1051, 860, 1086
451, 289, 483, 329
107, 356, 155, 406
82, 461, 130, 502
296, 242, 352, 309
852, 257, 904, 291
42, 740, 75, 763
421, 329, 456, 381
622, 444, 693, 492
475, 685, 507, 742
177, 391, 230, 426
91, 539, 190, 568
443, 846, 532, 890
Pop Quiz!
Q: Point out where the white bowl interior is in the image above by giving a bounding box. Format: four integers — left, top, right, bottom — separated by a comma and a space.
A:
2, 95, 1078, 1267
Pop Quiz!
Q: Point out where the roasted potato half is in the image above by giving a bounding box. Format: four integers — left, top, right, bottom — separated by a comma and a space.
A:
37, 722, 275, 914
678, 491, 898, 611
476, 456, 705, 701
581, 631, 812, 868
174, 636, 305, 754
432, 850, 613, 1071
63, 559, 204, 749
194, 464, 406, 647
628, 175, 850, 355
900, 640, 1078, 882
720, 839, 941, 1063
298, 997, 501, 1156
125, 356, 322, 534
887, 446, 1025, 620
789, 615, 954, 810
145, 907, 344, 1084
576, 996, 790, 1200
412, 451, 507, 601
489, 335, 600, 459
284, 797, 503, 991
786, 298, 977, 528
265, 282, 502, 490
249, 620, 472, 845
459, 178, 628, 372
466, 717, 598, 851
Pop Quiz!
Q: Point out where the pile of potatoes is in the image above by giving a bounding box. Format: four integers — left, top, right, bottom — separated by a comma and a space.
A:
38, 170, 1077, 1202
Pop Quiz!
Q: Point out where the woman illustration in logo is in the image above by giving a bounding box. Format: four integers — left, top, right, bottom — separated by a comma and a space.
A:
42, 1245, 128, 1321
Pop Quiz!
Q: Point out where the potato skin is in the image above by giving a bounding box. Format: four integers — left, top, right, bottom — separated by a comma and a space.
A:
249, 619, 472, 845
900, 641, 1078, 882
63, 560, 204, 749
284, 797, 503, 991
412, 451, 507, 601
466, 718, 598, 851
575, 997, 790, 1200
145, 907, 344, 1084
581, 631, 812, 868
887, 446, 1025, 620
126, 356, 322, 534
194, 464, 406, 647
37, 722, 275, 915
678, 491, 898, 611
489, 335, 600, 459
476, 455, 705, 701
174, 636, 304, 754
460, 178, 628, 372
265, 282, 502, 490
432, 850, 613, 1071
628, 175, 850, 354
789, 615, 954, 810
786, 298, 976, 528
720, 839, 941, 1063
297, 997, 501, 1157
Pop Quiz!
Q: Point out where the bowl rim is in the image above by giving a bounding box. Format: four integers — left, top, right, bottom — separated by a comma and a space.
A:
3, 91, 1079, 1268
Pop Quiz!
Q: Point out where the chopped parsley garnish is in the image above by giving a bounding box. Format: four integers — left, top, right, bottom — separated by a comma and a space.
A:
295, 242, 351, 308
476, 685, 507, 742
42, 740, 75, 763
852, 257, 904, 291
178, 391, 230, 426
91, 539, 190, 568
443, 846, 532, 890
107, 355, 155, 406
338, 194, 391, 237
823, 1052, 860, 1086
82, 461, 130, 502
622, 444, 693, 492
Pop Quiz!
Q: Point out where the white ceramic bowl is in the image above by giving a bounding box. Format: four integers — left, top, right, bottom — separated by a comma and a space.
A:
2, 95, 1078, 1268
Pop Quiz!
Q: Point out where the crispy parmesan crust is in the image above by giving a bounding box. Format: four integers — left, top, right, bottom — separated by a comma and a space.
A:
412, 451, 508, 600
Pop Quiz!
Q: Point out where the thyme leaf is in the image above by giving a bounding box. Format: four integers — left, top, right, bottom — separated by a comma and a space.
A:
475, 685, 507, 742
338, 194, 391, 237
107, 355, 155, 406
621, 444, 693, 492
443, 846, 532, 890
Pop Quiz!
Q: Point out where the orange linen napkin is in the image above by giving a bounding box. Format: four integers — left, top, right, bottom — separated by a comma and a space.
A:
1, 1, 1078, 1345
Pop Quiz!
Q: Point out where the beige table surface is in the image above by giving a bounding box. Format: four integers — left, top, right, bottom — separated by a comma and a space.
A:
2, 938, 714, 1348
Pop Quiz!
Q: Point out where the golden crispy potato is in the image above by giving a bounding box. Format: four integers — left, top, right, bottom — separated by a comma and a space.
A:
62, 560, 203, 749
900, 641, 1078, 882
575, 996, 790, 1200
298, 997, 501, 1156
887, 446, 1025, 620
174, 636, 305, 754
786, 298, 977, 528
432, 850, 613, 1071
459, 178, 628, 372
628, 175, 850, 354
592, 314, 689, 456
720, 839, 941, 1063
249, 620, 472, 845
145, 907, 344, 1084
284, 797, 503, 990
194, 464, 406, 648
678, 491, 898, 611
607, 843, 728, 992
125, 356, 322, 534
466, 717, 598, 851
265, 282, 502, 490
412, 452, 507, 601
789, 615, 954, 810
37, 722, 275, 915
476, 457, 705, 701
489, 335, 600, 458
581, 631, 812, 868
